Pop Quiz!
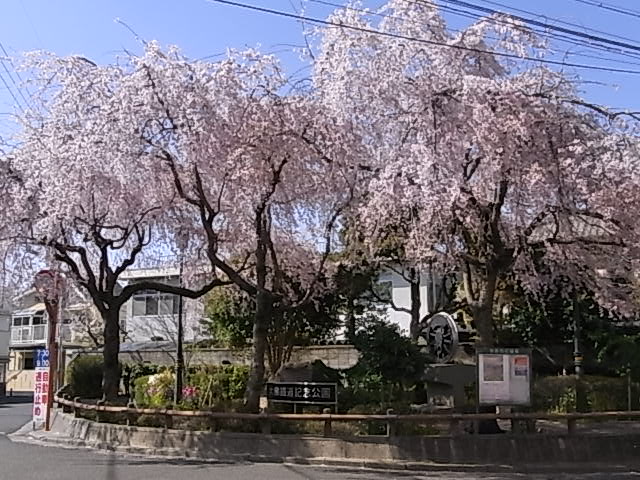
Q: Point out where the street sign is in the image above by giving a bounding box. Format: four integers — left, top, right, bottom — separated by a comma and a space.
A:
266, 382, 337, 406
477, 348, 532, 406
33, 348, 50, 427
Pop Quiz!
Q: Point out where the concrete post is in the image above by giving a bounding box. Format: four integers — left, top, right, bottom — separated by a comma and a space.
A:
386, 409, 396, 437
323, 408, 332, 437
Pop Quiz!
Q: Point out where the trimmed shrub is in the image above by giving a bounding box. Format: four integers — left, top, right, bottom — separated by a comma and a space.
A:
533, 375, 640, 412
66, 355, 104, 398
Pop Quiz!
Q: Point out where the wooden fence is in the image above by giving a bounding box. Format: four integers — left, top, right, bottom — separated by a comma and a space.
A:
54, 394, 640, 437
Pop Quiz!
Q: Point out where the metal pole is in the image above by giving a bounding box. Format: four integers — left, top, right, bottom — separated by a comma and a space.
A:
628, 368, 632, 412
573, 295, 583, 377
174, 261, 184, 404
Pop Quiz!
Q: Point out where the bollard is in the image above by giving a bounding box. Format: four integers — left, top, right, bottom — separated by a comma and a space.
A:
567, 418, 577, 434
386, 408, 396, 437
323, 408, 332, 437
73, 397, 81, 417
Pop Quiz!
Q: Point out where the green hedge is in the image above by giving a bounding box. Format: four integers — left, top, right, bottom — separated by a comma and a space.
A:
66, 355, 104, 399
533, 375, 640, 412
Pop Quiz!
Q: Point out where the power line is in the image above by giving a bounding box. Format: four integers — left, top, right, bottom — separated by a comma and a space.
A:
0, 42, 30, 109
568, 0, 640, 19
424, 0, 640, 62
207, 0, 640, 75
0, 71, 25, 114
309, 0, 640, 67
439, 0, 640, 54
478, 0, 640, 46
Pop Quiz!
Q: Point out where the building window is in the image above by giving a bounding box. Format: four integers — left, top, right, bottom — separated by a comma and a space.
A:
12, 316, 29, 326
132, 290, 179, 317
23, 354, 35, 370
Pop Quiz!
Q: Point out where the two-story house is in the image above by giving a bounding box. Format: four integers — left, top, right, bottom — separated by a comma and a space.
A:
7, 286, 98, 392
119, 266, 204, 344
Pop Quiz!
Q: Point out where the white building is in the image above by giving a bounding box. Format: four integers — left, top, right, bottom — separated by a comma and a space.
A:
377, 267, 446, 336
119, 267, 205, 344
7, 286, 97, 392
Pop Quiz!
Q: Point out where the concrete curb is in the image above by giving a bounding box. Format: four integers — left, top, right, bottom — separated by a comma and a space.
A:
9, 423, 640, 475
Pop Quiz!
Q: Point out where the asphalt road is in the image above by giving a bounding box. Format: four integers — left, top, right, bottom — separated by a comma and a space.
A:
1, 398, 640, 479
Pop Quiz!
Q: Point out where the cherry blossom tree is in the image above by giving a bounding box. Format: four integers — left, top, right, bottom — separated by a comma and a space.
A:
1, 52, 231, 400
313, 0, 640, 346
128, 45, 360, 411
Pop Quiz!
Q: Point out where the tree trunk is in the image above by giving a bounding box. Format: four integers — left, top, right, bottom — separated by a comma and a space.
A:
102, 308, 120, 402
468, 269, 498, 348
409, 277, 422, 341
245, 290, 271, 412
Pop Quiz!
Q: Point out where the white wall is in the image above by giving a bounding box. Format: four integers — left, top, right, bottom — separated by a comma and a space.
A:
377, 268, 441, 336
0, 310, 9, 361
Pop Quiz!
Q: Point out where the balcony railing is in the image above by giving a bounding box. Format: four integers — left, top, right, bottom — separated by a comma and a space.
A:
10, 325, 73, 346
10, 325, 47, 345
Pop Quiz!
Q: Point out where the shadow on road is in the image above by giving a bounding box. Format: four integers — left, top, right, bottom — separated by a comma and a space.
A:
0, 394, 33, 406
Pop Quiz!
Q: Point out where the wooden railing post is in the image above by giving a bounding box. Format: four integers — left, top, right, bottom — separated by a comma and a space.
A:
386, 409, 396, 437
259, 409, 271, 435
126, 402, 136, 426
323, 408, 332, 437
95, 399, 105, 423
164, 410, 173, 429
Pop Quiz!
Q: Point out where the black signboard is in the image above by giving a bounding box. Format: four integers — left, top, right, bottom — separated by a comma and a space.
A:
266, 382, 337, 405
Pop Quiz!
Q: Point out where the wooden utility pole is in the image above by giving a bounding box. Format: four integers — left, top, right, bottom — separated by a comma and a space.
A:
35, 270, 63, 431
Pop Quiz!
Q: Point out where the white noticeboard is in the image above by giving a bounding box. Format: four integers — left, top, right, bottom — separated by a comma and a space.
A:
478, 349, 531, 406
33, 349, 50, 427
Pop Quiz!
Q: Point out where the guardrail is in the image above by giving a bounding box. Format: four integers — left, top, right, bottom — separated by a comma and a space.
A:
54, 394, 640, 437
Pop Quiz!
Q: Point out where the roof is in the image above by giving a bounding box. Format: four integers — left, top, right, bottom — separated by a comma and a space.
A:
13, 303, 45, 316
119, 267, 180, 280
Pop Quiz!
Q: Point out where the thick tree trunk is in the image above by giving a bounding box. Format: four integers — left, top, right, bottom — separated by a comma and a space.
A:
409, 277, 422, 341
468, 269, 498, 348
102, 308, 120, 402
245, 290, 271, 412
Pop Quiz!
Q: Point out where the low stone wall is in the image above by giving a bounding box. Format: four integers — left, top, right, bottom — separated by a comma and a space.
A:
50, 410, 640, 466
118, 345, 359, 370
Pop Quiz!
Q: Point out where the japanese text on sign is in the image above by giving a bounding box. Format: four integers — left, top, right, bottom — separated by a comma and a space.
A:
266, 382, 337, 405
33, 349, 50, 426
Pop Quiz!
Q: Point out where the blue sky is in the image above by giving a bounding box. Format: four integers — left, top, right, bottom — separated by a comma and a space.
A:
1, 0, 639, 134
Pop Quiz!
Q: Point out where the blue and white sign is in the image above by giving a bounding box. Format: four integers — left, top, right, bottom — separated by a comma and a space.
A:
35, 349, 49, 369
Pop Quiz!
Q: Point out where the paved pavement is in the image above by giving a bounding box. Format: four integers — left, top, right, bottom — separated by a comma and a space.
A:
2, 398, 640, 479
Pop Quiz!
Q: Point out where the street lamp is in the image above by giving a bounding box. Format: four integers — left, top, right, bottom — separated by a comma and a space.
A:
173, 233, 187, 405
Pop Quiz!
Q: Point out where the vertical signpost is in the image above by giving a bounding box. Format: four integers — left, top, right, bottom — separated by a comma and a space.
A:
33, 348, 50, 429
34, 270, 64, 431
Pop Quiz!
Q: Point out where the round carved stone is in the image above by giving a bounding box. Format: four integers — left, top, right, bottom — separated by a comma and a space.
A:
420, 312, 459, 364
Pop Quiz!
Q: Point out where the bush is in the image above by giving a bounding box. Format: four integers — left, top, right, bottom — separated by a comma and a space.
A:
533, 375, 640, 412
134, 370, 175, 408
184, 365, 249, 409
132, 365, 250, 410
66, 355, 104, 398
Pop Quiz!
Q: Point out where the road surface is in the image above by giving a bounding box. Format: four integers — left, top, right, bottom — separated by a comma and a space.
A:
1, 397, 640, 479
